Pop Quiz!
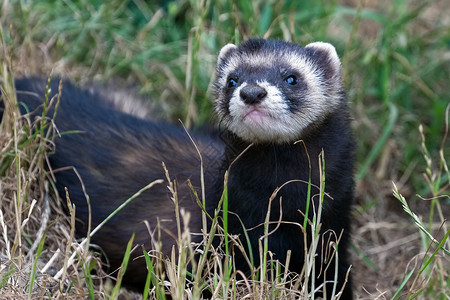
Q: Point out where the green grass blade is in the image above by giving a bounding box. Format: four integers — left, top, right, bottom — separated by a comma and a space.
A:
110, 233, 135, 300
142, 247, 166, 300
392, 268, 415, 299
80, 257, 95, 300
28, 232, 46, 296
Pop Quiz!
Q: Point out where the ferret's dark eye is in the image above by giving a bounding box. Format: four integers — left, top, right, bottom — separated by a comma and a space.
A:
227, 78, 238, 88
284, 75, 297, 85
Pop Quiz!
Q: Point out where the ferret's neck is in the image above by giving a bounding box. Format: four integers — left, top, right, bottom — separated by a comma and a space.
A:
219, 110, 348, 183
220, 131, 319, 181
221, 130, 317, 162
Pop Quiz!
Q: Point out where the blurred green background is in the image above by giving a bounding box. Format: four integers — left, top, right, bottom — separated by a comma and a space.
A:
1, 0, 449, 295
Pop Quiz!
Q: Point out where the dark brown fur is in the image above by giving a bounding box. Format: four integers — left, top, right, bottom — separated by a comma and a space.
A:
13, 77, 223, 288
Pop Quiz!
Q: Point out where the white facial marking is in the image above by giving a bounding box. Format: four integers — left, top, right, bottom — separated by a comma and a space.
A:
225, 81, 301, 143
215, 41, 343, 143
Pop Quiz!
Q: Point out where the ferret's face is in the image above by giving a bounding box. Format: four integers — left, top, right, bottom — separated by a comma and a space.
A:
214, 39, 343, 143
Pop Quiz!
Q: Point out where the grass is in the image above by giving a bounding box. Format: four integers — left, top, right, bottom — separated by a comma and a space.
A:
1, 0, 449, 299
392, 105, 449, 298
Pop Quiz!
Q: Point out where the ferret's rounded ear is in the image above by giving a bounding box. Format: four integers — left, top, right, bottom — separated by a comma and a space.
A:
305, 42, 341, 79
218, 43, 237, 64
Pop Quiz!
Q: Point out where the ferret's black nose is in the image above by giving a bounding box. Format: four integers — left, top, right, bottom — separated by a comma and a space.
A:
240, 85, 267, 105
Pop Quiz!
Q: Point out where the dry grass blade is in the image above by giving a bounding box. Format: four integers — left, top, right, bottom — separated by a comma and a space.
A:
392, 183, 450, 256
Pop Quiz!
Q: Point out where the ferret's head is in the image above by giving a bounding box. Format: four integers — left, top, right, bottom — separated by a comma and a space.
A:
213, 38, 345, 143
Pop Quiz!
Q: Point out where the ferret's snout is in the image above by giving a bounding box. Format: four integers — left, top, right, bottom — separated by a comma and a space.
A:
240, 84, 267, 105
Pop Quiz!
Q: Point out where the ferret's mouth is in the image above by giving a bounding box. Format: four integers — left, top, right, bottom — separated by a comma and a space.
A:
242, 108, 273, 125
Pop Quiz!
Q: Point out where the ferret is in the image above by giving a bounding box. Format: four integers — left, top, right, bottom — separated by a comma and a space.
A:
213, 39, 354, 299
10, 38, 354, 299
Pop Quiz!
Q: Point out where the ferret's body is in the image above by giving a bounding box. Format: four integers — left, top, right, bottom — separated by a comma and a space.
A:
14, 78, 222, 288
12, 38, 354, 299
